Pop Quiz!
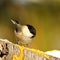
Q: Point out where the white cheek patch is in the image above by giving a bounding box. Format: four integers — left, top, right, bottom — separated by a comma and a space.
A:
22, 26, 33, 37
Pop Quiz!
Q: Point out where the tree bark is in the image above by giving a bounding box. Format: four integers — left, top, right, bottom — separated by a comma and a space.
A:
0, 39, 59, 60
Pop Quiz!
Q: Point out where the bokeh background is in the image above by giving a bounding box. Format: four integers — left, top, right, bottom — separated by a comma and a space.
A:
0, 0, 60, 51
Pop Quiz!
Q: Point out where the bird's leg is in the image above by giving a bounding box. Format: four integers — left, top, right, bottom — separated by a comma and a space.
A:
25, 44, 32, 48
17, 40, 23, 45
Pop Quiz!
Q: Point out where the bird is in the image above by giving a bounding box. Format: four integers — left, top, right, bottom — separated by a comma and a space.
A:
11, 18, 36, 46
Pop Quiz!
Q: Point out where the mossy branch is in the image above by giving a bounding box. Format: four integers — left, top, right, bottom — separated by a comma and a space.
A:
0, 39, 59, 60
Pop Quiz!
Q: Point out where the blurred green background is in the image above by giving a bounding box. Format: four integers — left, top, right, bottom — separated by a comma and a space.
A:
0, 0, 60, 51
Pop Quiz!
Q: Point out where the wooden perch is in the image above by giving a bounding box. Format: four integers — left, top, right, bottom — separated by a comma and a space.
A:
45, 50, 60, 60
0, 39, 60, 60
48, 55, 60, 60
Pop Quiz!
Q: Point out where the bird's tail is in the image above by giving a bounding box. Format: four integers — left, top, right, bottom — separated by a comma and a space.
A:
11, 18, 19, 25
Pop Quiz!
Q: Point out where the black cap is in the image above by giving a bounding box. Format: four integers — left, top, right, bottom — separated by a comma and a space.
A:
27, 25, 36, 38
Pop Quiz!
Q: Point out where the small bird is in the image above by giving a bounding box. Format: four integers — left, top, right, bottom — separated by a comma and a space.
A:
11, 18, 36, 46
